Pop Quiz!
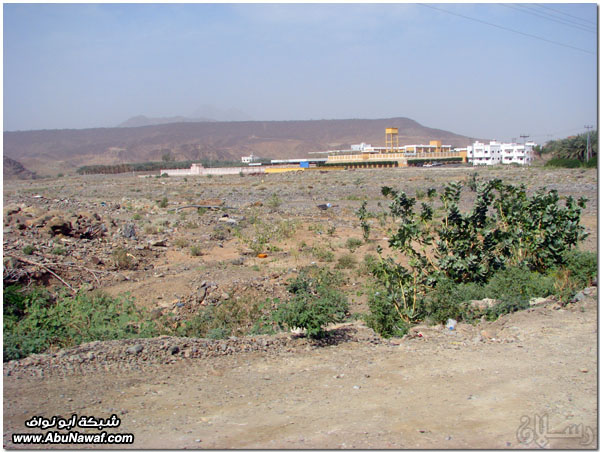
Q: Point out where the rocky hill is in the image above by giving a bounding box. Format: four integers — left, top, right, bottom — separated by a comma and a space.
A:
3, 156, 37, 180
4, 117, 480, 176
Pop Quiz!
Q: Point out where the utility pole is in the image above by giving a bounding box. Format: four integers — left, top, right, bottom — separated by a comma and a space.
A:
584, 125, 593, 162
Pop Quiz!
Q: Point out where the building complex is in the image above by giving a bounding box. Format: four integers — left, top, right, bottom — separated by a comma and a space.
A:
160, 128, 536, 176
466, 140, 535, 166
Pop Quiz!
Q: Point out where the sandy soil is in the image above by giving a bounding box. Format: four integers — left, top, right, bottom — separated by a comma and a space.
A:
3, 165, 597, 449
4, 292, 597, 449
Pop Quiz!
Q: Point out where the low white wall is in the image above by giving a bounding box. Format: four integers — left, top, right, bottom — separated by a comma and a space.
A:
160, 166, 266, 177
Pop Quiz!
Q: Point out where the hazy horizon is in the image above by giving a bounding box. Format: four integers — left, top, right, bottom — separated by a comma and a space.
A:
4, 3, 597, 143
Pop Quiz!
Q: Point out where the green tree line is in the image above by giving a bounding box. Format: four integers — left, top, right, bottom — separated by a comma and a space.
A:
77, 159, 244, 175
543, 130, 597, 167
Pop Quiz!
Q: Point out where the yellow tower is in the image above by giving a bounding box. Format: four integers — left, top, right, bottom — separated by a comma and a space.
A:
385, 128, 399, 153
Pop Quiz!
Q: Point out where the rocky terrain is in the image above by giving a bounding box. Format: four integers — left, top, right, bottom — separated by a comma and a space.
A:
3, 165, 597, 449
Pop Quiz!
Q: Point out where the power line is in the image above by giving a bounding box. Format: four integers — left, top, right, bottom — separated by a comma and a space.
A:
522, 126, 594, 140
525, 4, 596, 31
500, 4, 595, 34
419, 3, 595, 55
536, 4, 596, 26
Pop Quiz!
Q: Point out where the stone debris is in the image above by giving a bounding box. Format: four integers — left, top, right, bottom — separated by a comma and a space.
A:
3, 323, 388, 378
126, 344, 144, 355
469, 298, 500, 311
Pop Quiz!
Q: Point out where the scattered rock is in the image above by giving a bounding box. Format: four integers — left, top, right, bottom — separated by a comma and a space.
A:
4, 205, 21, 216
151, 308, 165, 320
572, 292, 585, 303
168, 345, 180, 355
470, 298, 500, 310
580, 368, 589, 373
126, 344, 144, 355
151, 239, 168, 247
529, 297, 550, 307
121, 223, 137, 240
480, 331, 494, 341
45, 217, 72, 236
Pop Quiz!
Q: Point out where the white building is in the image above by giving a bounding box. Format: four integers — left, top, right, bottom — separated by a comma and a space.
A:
467, 140, 535, 166
241, 153, 259, 164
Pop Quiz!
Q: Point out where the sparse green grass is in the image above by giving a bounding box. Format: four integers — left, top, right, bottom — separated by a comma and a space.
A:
51, 246, 67, 255
22, 245, 36, 256
309, 245, 334, 262
190, 245, 203, 257
112, 248, 135, 270
345, 237, 363, 252
174, 238, 189, 248
335, 253, 357, 269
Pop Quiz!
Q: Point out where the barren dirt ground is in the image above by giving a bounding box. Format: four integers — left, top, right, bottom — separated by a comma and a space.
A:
3, 166, 598, 449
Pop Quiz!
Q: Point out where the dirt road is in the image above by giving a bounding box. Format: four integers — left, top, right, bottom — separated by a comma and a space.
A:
4, 291, 597, 449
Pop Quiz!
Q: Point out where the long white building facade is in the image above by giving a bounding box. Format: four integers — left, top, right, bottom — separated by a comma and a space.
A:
467, 140, 535, 166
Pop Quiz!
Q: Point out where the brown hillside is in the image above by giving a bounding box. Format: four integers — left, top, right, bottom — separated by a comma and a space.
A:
4, 118, 479, 176
3, 156, 37, 180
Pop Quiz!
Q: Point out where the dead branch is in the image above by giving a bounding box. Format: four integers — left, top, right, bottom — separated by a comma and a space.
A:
10, 256, 76, 294
172, 205, 238, 213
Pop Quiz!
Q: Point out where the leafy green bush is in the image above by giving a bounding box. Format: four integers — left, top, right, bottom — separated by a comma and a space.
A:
421, 278, 484, 325
356, 201, 371, 241
363, 178, 591, 336
4, 286, 156, 361
271, 267, 348, 338
550, 250, 598, 300
365, 290, 409, 338
561, 250, 598, 287
180, 295, 267, 339
545, 158, 583, 168
583, 156, 598, 168
484, 266, 555, 304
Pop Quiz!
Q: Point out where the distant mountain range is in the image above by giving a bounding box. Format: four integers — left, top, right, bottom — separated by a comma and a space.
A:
118, 115, 214, 128
118, 106, 253, 127
4, 117, 482, 176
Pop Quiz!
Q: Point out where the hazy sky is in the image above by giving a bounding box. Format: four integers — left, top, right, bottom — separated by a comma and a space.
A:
3, 3, 597, 142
